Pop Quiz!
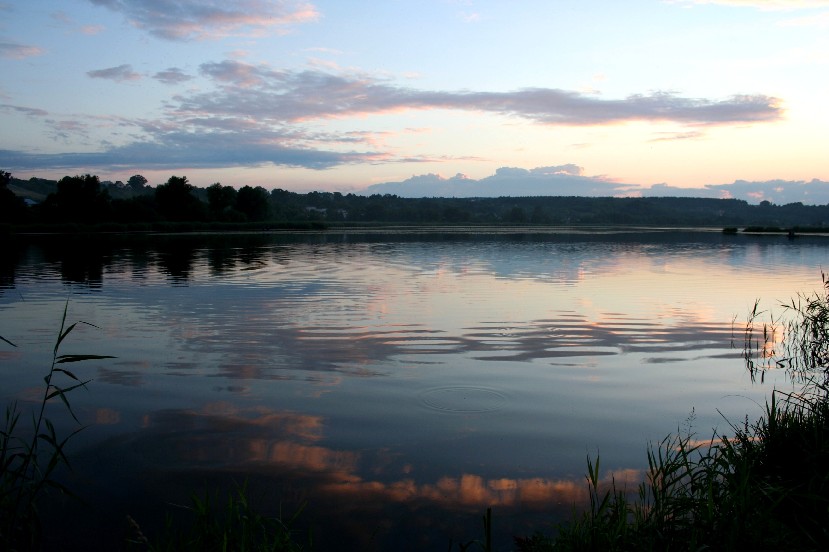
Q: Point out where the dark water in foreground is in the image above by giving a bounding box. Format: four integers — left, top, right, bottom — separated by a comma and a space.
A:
0, 228, 822, 550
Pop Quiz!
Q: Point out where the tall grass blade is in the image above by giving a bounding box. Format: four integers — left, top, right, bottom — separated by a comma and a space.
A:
1, 301, 113, 550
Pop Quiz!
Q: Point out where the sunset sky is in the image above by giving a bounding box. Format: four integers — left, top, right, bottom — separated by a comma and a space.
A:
1, 0, 827, 199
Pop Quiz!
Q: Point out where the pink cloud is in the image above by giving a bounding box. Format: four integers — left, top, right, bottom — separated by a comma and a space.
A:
0, 42, 45, 59
190, 61, 783, 126
89, 0, 320, 41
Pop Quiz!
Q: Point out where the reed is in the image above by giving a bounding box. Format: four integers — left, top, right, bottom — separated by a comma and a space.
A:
454, 507, 494, 552
133, 481, 309, 552
0, 301, 114, 550
514, 385, 825, 551
2, 304, 309, 551
523, 278, 829, 552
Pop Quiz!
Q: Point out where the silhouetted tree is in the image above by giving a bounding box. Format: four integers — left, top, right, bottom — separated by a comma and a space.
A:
207, 182, 239, 220
0, 170, 29, 224
155, 176, 205, 221
111, 195, 159, 223
506, 206, 527, 223
127, 174, 148, 192
442, 206, 469, 222
40, 174, 112, 223
235, 185, 270, 221
530, 205, 549, 224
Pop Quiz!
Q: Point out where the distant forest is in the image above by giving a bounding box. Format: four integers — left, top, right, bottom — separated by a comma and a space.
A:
3, 171, 829, 231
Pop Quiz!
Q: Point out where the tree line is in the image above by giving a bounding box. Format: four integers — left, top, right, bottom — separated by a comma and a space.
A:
4, 170, 829, 230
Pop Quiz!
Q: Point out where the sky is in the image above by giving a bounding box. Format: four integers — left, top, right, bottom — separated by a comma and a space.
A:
1, 0, 828, 202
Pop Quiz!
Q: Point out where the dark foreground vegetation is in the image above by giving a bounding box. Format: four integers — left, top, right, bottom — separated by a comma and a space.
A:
2, 283, 828, 549
522, 282, 829, 552
5, 171, 829, 233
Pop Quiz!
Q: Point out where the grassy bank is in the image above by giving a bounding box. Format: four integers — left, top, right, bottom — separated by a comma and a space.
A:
514, 278, 829, 552
511, 382, 828, 551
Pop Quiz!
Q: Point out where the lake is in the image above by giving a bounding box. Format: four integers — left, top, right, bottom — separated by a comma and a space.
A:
0, 227, 823, 550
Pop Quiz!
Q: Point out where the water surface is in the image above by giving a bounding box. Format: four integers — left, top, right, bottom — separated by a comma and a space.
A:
0, 228, 821, 550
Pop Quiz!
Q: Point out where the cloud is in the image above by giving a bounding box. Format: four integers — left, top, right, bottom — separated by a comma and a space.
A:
81, 25, 106, 35
87, 64, 142, 82
51, 11, 74, 25
364, 167, 631, 198
0, 42, 44, 59
648, 130, 705, 142
45, 119, 91, 143
665, 178, 829, 204
363, 167, 829, 204
189, 61, 781, 126
0, 128, 382, 171
0, 76, 393, 172
88, 0, 319, 41
153, 67, 193, 85
0, 60, 784, 175
531, 164, 584, 176
0, 104, 49, 117
51, 9, 106, 35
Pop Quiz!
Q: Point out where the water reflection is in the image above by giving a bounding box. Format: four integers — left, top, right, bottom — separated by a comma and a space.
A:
154, 240, 197, 283
1, 229, 823, 550
3, 230, 822, 291
84, 311, 739, 387
70, 401, 641, 550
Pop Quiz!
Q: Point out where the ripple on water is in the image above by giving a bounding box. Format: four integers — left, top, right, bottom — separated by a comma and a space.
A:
420, 386, 507, 413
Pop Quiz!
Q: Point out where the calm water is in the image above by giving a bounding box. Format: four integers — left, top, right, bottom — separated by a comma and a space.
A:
0, 228, 823, 550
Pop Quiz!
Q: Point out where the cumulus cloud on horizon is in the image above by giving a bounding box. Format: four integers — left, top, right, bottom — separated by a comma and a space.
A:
363, 166, 829, 205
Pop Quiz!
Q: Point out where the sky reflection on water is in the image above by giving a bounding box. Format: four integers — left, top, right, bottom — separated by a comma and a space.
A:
0, 229, 825, 550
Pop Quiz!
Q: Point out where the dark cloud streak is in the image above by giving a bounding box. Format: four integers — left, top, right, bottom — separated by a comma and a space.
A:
153, 67, 193, 85
1, 104, 50, 117
87, 64, 142, 82
0, 136, 378, 171
88, 0, 319, 41
190, 62, 782, 126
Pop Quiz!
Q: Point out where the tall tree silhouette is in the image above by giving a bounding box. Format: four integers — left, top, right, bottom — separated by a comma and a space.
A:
155, 176, 205, 221
235, 185, 271, 221
207, 182, 239, 220
41, 174, 111, 223
127, 174, 148, 192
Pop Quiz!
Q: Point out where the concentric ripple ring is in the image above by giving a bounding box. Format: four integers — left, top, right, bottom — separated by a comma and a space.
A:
420, 386, 507, 413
